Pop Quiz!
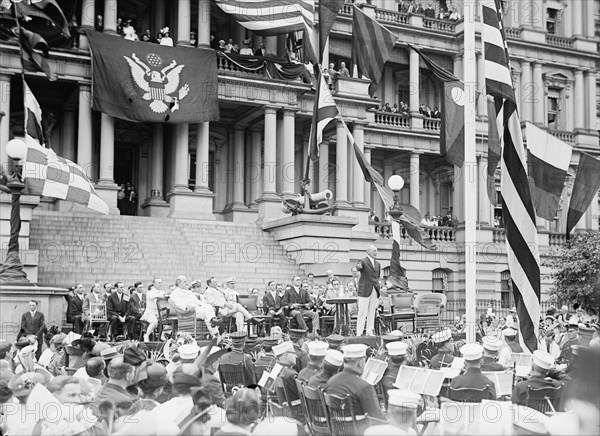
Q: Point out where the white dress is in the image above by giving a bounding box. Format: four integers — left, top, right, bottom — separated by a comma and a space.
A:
141, 288, 166, 324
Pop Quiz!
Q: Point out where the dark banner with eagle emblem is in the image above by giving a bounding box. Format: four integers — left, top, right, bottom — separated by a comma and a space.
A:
85, 30, 219, 123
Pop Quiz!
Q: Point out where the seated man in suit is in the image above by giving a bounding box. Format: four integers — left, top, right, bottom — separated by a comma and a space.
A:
66, 283, 85, 333
282, 276, 319, 336
262, 281, 285, 333
512, 350, 562, 406
450, 343, 496, 401
19, 300, 46, 360
126, 281, 145, 340
106, 282, 136, 341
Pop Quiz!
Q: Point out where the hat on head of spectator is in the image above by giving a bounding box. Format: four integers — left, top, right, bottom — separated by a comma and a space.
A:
381, 334, 400, 344
482, 336, 503, 352
567, 321, 579, 330
178, 343, 200, 360
63, 332, 81, 345
224, 277, 236, 284
532, 350, 554, 370
545, 315, 556, 322
136, 362, 168, 388
161, 27, 169, 34
326, 334, 344, 348
342, 343, 368, 359
65, 345, 84, 356
324, 349, 344, 367
289, 328, 308, 341
387, 390, 421, 409
230, 331, 247, 347
460, 343, 483, 361
307, 341, 328, 357
432, 329, 452, 343
8, 367, 52, 398
123, 346, 147, 366
578, 323, 594, 334
14, 337, 31, 350
509, 307, 517, 313
262, 336, 279, 348
386, 341, 408, 356
273, 341, 294, 357
190, 280, 201, 287
389, 330, 404, 338
503, 328, 517, 338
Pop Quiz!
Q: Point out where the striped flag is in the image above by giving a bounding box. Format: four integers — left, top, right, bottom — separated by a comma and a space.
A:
566, 152, 600, 236
22, 83, 109, 215
525, 122, 572, 221
486, 98, 501, 207
308, 72, 339, 161
389, 221, 410, 292
482, 0, 540, 352
318, 0, 346, 55
214, 0, 314, 36
352, 5, 396, 96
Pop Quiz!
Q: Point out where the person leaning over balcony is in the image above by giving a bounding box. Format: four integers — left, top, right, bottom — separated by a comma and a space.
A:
338, 62, 350, 77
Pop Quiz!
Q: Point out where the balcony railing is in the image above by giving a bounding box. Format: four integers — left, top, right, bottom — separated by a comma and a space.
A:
549, 130, 575, 144
493, 228, 567, 247
546, 35, 574, 48
372, 222, 455, 242
375, 9, 410, 25
505, 28, 523, 39
423, 118, 441, 131
374, 111, 410, 127
423, 17, 456, 33
492, 229, 506, 243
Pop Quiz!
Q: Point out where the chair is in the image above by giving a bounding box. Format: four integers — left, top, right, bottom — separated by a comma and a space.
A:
176, 312, 197, 338
414, 293, 446, 333
386, 293, 416, 332
218, 362, 246, 398
156, 298, 178, 339
448, 385, 494, 403
288, 379, 306, 424
322, 392, 369, 436
302, 384, 331, 435
238, 295, 270, 335
89, 303, 109, 338
524, 384, 563, 414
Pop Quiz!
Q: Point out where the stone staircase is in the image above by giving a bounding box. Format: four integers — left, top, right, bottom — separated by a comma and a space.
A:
29, 211, 303, 290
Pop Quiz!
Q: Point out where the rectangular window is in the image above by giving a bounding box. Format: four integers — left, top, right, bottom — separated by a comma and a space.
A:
546, 8, 558, 34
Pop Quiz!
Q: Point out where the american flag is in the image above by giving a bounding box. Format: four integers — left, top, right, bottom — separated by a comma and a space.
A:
482, 0, 540, 352
214, 0, 314, 36
308, 72, 339, 161
22, 83, 109, 215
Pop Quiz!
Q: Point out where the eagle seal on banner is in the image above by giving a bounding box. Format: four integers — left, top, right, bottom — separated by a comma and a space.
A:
124, 53, 190, 114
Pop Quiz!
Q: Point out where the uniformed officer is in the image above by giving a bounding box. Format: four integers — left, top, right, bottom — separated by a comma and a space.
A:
298, 341, 329, 382
429, 329, 455, 370
365, 390, 422, 436
218, 331, 255, 385
503, 328, 523, 353
382, 341, 408, 384
481, 336, 505, 371
558, 322, 579, 365
325, 343, 384, 421
307, 349, 343, 389
289, 328, 308, 372
254, 335, 278, 378
272, 341, 303, 422
450, 343, 496, 400
326, 334, 345, 351
511, 349, 562, 405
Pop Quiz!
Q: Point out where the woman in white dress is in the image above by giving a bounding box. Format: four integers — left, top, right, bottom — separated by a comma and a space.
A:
142, 281, 169, 341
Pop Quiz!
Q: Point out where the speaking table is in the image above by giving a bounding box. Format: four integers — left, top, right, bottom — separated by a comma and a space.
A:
326, 297, 357, 336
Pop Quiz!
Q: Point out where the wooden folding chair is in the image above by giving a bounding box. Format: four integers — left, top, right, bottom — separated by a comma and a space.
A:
302, 384, 331, 435
218, 362, 246, 398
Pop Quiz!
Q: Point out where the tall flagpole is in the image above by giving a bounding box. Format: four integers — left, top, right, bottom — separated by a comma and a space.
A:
463, 0, 477, 343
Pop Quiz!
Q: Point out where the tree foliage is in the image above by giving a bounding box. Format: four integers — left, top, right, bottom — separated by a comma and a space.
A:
545, 232, 600, 311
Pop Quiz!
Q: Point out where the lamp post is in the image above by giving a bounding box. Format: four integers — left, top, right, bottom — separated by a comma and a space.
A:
387, 175, 405, 220
0, 138, 29, 284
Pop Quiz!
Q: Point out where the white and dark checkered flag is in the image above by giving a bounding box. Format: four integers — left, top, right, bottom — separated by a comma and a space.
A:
482, 0, 540, 352
22, 83, 109, 214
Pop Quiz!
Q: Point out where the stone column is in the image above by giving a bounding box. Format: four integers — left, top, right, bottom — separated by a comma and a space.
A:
409, 152, 420, 210
572, 0, 583, 36
520, 61, 532, 122
573, 70, 585, 129
177, 0, 191, 46
565, 82, 574, 131
409, 49, 420, 117
453, 53, 462, 80
276, 116, 283, 194
103, 0, 117, 34
352, 124, 365, 206
532, 62, 544, 125
197, 0, 210, 47
154, 0, 166, 36
477, 155, 492, 225
363, 148, 372, 210
586, 70, 596, 130
77, 84, 93, 180
61, 106, 77, 162
141, 124, 169, 217
171, 124, 190, 193
249, 127, 262, 207
195, 122, 210, 194
231, 127, 246, 207
318, 141, 329, 193
476, 52, 487, 118
0, 74, 11, 170
563, 3, 572, 37
257, 107, 283, 221
335, 121, 348, 206
585, 0, 595, 38
79, 0, 95, 50
96, 114, 119, 213
511, 61, 521, 109
281, 110, 295, 198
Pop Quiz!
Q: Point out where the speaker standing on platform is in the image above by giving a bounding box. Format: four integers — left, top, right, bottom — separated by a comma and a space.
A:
355, 245, 381, 337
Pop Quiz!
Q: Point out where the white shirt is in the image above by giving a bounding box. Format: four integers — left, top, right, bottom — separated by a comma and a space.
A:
367, 255, 375, 268
169, 287, 200, 311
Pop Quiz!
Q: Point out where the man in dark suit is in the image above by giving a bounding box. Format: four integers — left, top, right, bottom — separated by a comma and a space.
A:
19, 300, 46, 360
282, 276, 319, 336
66, 283, 85, 333
450, 343, 496, 401
127, 281, 145, 340
106, 282, 135, 341
263, 281, 285, 333
355, 245, 381, 336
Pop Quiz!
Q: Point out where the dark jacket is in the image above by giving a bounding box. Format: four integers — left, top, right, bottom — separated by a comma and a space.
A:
282, 287, 313, 310
356, 256, 381, 298
450, 366, 497, 400
66, 294, 84, 323
263, 291, 283, 314
481, 356, 505, 372
511, 375, 562, 405
218, 349, 256, 385
20, 311, 45, 337
127, 292, 145, 317
325, 366, 384, 419
106, 292, 129, 318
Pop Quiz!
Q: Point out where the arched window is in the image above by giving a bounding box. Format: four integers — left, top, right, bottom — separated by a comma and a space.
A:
500, 270, 513, 308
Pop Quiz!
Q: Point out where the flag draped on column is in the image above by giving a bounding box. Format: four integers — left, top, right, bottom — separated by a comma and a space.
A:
482, 0, 540, 352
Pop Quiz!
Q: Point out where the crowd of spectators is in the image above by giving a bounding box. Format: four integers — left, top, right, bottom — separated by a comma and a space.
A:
397, 0, 462, 21
380, 101, 410, 115
420, 211, 457, 227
